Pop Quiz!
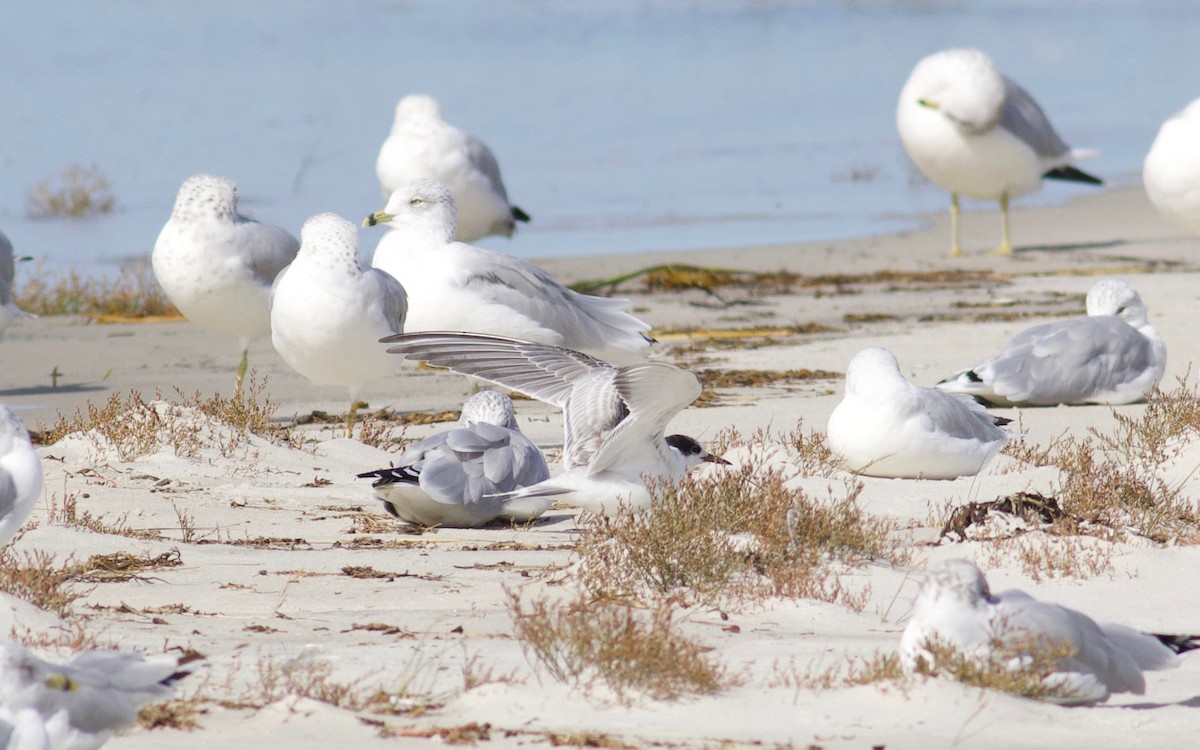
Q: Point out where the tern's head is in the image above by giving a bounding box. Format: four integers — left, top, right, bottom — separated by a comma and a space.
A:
459, 390, 519, 431
298, 213, 360, 266
915, 558, 992, 611
843, 347, 908, 398
391, 93, 443, 135
363, 178, 457, 241
665, 434, 731, 469
903, 48, 1005, 134
170, 174, 240, 223
1085, 279, 1148, 327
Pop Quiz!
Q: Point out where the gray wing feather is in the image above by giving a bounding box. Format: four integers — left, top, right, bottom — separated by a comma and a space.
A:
234, 217, 299, 287
0, 232, 14, 306
999, 77, 1072, 163
365, 268, 407, 334
466, 137, 511, 202
417, 424, 549, 507
0, 472, 16, 527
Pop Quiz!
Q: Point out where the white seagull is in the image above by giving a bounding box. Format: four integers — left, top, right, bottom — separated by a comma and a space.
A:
357, 390, 551, 528
364, 179, 653, 362
897, 48, 1102, 256
826, 348, 1012, 480
152, 174, 299, 387
0, 404, 41, 549
375, 94, 529, 242
937, 279, 1165, 407
1144, 98, 1200, 236
381, 332, 729, 515
0, 231, 33, 340
900, 558, 1198, 704
0, 639, 198, 749
270, 213, 407, 432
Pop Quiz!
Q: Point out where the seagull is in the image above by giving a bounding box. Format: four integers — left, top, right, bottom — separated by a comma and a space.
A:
357, 390, 551, 528
152, 174, 299, 388
900, 558, 1199, 704
0, 639, 198, 749
0, 231, 33, 340
936, 279, 1165, 407
0, 705, 56, 750
1144, 98, 1200, 236
826, 348, 1012, 479
381, 332, 729, 515
364, 178, 653, 362
0, 404, 41, 549
897, 48, 1102, 256
375, 94, 530, 243
270, 213, 407, 433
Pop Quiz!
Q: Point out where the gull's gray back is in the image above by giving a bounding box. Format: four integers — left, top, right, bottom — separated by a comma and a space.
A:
999, 77, 1071, 162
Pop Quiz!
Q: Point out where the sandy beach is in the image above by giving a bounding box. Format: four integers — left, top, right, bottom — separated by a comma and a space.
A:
3, 185, 1200, 749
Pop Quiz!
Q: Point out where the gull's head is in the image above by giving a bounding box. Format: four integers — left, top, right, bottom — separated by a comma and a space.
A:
916, 558, 992, 611
0, 405, 32, 454
902, 48, 1005, 134
459, 389, 519, 431
0, 641, 45, 705
1085, 278, 1147, 326
364, 178, 458, 240
299, 213, 360, 263
844, 347, 906, 398
170, 174, 240, 223
665, 434, 731, 470
391, 93, 443, 134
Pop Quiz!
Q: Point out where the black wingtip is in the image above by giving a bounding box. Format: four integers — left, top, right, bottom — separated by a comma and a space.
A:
1150, 633, 1200, 655
511, 206, 531, 223
1042, 166, 1103, 186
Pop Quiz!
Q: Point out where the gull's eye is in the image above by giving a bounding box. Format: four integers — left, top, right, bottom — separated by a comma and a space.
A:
410, 198, 423, 207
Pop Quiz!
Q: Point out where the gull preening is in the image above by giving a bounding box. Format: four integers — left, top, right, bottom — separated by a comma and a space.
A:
826, 348, 1012, 479
0, 639, 197, 749
270, 213, 407, 432
0, 405, 41, 549
153, 174, 299, 387
0, 231, 33, 340
900, 559, 1199, 704
381, 332, 729, 515
897, 48, 1102, 256
1144, 98, 1200, 236
937, 279, 1165, 407
364, 179, 653, 361
375, 94, 530, 242
357, 390, 551, 528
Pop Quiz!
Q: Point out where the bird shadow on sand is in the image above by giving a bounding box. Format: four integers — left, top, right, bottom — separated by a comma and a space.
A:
0, 383, 106, 398
1016, 239, 1127, 254
1104, 694, 1200, 710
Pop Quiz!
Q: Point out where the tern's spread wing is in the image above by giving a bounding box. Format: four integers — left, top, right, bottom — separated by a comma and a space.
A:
585, 363, 702, 476
382, 332, 614, 408
999, 77, 1071, 163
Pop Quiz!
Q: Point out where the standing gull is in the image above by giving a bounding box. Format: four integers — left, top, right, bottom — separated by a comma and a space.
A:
826, 348, 1011, 480
152, 174, 299, 388
357, 390, 551, 528
1144, 98, 1200, 236
375, 94, 529, 242
900, 559, 1199, 704
364, 179, 652, 361
270, 213, 407, 433
0, 404, 41, 549
937, 279, 1165, 407
0, 231, 32, 340
382, 332, 729, 515
897, 48, 1102, 256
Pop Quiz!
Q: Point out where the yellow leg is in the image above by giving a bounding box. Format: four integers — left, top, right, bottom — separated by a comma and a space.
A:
993, 193, 1014, 256
235, 349, 249, 392
949, 194, 963, 257
346, 400, 360, 438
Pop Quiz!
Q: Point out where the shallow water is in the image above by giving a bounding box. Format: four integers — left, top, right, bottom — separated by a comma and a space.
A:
1, 0, 1196, 274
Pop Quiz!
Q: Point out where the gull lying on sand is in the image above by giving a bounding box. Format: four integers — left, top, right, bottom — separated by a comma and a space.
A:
0, 639, 197, 749
897, 48, 1101, 256
937, 279, 1165, 407
382, 332, 729, 515
0, 231, 33, 340
0, 404, 41, 548
901, 558, 1199, 704
270, 214, 407, 432
153, 174, 299, 387
375, 94, 529, 242
1144, 98, 1200, 236
364, 179, 652, 362
826, 348, 1012, 479
357, 390, 551, 528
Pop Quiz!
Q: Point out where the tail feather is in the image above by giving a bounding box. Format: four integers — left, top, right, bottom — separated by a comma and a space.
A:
1043, 165, 1102, 185
511, 206, 531, 223
1150, 633, 1200, 655
357, 467, 419, 488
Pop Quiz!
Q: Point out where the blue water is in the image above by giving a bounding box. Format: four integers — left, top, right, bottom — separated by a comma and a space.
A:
1, 1, 1197, 274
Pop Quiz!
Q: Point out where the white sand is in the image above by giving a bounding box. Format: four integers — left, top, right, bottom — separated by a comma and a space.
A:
2, 186, 1200, 748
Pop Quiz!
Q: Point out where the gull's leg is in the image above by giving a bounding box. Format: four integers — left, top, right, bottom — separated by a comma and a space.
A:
949, 193, 963, 257
993, 193, 1014, 256
346, 386, 362, 437
235, 349, 249, 392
